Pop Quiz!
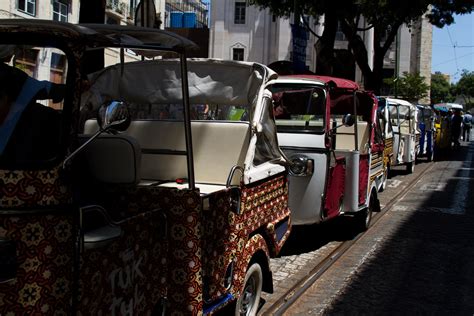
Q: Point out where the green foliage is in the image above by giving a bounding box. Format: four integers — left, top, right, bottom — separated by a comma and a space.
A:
452, 70, 474, 105
384, 72, 429, 102
430, 71, 454, 104
455, 70, 474, 97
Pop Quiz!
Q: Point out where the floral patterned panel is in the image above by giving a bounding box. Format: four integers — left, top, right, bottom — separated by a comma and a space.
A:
0, 166, 72, 209
202, 174, 291, 307
239, 175, 291, 256
92, 186, 204, 316
0, 214, 75, 315
202, 189, 240, 304
77, 210, 168, 316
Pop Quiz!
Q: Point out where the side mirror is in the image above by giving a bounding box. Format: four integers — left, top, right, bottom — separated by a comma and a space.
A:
342, 113, 355, 127
62, 100, 131, 168
97, 100, 131, 132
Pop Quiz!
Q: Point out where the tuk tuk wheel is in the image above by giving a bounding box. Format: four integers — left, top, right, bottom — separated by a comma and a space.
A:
235, 263, 263, 316
427, 151, 434, 162
354, 193, 377, 232
406, 161, 415, 174
380, 166, 389, 192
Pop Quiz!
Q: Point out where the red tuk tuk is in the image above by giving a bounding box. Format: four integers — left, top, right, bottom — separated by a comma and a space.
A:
266, 75, 383, 231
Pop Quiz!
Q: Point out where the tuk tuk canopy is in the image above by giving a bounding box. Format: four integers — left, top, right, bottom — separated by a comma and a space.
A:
387, 98, 417, 119
83, 59, 277, 112
433, 103, 463, 112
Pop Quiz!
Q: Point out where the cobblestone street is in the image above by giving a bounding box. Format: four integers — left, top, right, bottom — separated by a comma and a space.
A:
260, 141, 474, 315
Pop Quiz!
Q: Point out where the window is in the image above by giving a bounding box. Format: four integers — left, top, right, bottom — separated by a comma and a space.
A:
18, 0, 36, 16
269, 84, 326, 134
254, 97, 282, 166
52, 0, 68, 22
234, 2, 246, 24
232, 48, 244, 61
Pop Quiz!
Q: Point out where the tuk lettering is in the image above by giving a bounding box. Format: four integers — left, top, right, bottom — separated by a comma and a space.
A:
109, 284, 145, 316
109, 256, 143, 292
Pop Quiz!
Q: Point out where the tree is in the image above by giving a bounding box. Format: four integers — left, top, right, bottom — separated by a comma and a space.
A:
384, 72, 429, 103
430, 71, 454, 104
249, 0, 474, 93
454, 69, 474, 105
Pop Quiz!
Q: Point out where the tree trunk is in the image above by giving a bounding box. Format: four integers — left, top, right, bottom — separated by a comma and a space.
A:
339, 19, 374, 89
314, 9, 338, 75
339, 19, 402, 94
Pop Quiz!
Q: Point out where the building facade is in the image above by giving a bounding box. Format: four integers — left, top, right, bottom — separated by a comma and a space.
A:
209, 1, 432, 102
209, 0, 321, 70
0, 0, 80, 22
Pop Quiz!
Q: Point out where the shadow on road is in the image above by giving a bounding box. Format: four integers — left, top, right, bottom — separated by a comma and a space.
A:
279, 216, 361, 256
322, 141, 474, 315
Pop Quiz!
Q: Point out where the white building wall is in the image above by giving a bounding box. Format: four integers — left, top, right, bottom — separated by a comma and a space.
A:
397, 25, 412, 75
0, 0, 80, 22
209, 0, 317, 70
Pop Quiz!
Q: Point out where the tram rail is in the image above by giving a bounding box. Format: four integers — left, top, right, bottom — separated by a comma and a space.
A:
261, 161, 436, 315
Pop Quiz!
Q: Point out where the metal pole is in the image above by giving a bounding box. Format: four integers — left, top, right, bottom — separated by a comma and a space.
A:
354, 91, 359, 150
180, 53, 195, 190
141, 0, 146, 27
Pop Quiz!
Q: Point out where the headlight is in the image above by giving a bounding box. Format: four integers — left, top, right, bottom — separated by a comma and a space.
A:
289, 156, 314, 176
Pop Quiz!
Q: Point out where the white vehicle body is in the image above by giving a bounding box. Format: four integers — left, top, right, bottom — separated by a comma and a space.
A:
377, 98, 394, 190
266, 76, 383, 228
386, 98, 420, 173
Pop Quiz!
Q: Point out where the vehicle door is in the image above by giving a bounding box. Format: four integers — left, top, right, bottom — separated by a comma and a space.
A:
267, 81, 330, 225
388, 102, 403, 164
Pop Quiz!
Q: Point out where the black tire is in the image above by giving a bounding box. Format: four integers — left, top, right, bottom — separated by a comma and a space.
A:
406, 161, 415, 174
427, 150, 434, 162
235, 263, 263, 316
354, 191, 379, 232
354, 205, 372, 232
387, 163, 392, 179
380, 166, 388, 192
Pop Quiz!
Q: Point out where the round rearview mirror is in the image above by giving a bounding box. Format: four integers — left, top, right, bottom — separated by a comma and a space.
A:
98, 100, 131, 132
342, 113, 355, 127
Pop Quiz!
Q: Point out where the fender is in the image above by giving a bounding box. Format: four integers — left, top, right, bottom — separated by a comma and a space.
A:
232, 234, 272, 298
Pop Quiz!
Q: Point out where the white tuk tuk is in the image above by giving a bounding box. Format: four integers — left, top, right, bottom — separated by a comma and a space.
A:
384, 97, 420, 173
266, 75, 383, 231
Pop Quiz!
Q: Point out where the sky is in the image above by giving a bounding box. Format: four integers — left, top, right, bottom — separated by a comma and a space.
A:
432, 13, 474, 83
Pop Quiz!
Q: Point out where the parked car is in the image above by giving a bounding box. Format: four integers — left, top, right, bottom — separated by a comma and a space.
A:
0, 20, 291, 315
265, 75, 383, 231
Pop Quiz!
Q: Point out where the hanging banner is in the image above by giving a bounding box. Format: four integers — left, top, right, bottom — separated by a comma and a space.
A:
291, 24, 309, 73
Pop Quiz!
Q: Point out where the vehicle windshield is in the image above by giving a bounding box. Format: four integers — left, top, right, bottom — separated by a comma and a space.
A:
267, 83, 326, 133
0, 44, 68, 168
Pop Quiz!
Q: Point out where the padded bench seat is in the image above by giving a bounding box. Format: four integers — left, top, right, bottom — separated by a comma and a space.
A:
83, 119, 251, 187
334, 122, 370, 153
